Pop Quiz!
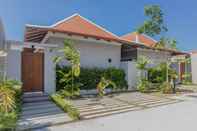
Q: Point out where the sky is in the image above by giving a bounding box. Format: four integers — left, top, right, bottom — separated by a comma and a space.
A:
0, 0, 197, 51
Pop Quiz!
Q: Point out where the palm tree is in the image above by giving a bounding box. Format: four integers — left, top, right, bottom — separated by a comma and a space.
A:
53, 39, 80, 96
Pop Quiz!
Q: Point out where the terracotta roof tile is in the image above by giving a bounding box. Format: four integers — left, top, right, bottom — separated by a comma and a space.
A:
25, 14, 124, 43
52, 14, 119, 40
121, 32, 157, 47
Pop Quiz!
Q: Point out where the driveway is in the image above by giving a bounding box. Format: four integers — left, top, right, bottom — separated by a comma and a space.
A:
36, 93, 197, 131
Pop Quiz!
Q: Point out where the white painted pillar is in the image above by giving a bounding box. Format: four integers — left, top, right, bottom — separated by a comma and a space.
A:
191, 53, 197, 84
44, 50, 56, 94
120, 61, 138, 90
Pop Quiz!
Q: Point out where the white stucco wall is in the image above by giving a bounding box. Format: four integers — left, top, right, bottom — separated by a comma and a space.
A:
7, 41, 22, 81
120, 61, 138, 90
44, 50, 56, 94
137, 48, 171, 67
191, 53, 197, 84
46, 36, 121, 69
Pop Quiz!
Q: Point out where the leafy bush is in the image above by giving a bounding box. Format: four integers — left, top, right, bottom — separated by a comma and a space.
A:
56, 66, 127, 90
148, 66, 166, 83
137, 79, 150, 93
160, 82, 173, 94
182, 73, 192, 85
0, 80, 22, 130
148, 63, 177, 84
97, 77, 116, 97
50, 93, 80, 120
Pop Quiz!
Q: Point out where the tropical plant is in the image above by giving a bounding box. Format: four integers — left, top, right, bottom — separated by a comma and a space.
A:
155, 37, 178, 50
50, 93, 80, 120
137, 5, 179, 50
137, 78, 150, 93
136, 56, 150, 80
0, 80, 22, 130
182, 73, 192, 84
137, 5, 168, 37
0, 86, 15, 113
136, 56, 150, 70
169, 39, 178, 50
97, 77, 116, 97
53, 39, 80, 97
56, 66, 127, 90
0, 80, 21, 113
160, 81, 173, 94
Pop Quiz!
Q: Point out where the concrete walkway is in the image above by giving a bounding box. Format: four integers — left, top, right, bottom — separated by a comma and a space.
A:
40, 93, 197, 131
71, 92, 181, 119
16, 93, 72, 131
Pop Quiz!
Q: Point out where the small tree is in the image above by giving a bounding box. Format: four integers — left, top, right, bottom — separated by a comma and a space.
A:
53, 39, 80, 97
136, 56, 150, 79
97, 77, 116, 97
136, 56, 151, 92
137, 5, 168, 37
137, 5, 178, 50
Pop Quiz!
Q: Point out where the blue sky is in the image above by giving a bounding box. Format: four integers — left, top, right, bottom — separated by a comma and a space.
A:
0, 0, 196, 51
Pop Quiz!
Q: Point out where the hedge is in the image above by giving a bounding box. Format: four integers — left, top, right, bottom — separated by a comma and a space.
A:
56, 66, 128, 91
50, 94, 80, 120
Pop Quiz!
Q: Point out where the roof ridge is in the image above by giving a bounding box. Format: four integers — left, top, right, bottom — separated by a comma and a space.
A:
50, 13, 79, 27
51, 13, 120, 39
141, 34, 158, 43
121, 32, 157, 42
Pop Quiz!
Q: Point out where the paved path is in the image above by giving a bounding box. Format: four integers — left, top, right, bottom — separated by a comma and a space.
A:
71, 92, 180, 119
16, 93, 72, 131
39, 93, 197, 131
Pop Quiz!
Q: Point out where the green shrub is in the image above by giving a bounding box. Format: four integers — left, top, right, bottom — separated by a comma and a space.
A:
160, 82, 173, 94
0, 80, 22, 130
148, 63, 177, 84
137, 79, 150, 93
148, 67, 166, 83
50, 94, 80, 120
56, 66, 127, 90
0, 112, 18, 130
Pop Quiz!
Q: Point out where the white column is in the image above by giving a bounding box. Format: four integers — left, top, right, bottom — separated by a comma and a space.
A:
120, 61, 138, 90
44, 50, 56, 94
191, 53, 197, 84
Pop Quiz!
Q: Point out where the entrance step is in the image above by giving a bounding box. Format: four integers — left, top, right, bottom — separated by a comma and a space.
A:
23, 95, 49, 103
23, 92, 46, 98
82, 106, 141, 119
17, 93, 72, 131
80, 105, 141, 118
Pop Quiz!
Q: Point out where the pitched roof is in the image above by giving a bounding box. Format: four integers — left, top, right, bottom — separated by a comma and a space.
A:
24, 14, 122, 43
52, 14, 119, 39
121, 32, 157, 47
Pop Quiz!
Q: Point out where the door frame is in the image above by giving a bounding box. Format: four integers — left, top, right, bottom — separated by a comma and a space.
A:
21, 48, 44, 92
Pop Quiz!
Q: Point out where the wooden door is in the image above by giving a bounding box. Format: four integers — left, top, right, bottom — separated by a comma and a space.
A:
22, 48, 44, 92
180, 62, 185, 81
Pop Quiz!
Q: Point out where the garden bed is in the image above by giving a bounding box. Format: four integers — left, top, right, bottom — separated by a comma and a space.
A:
50, 93, 80, 120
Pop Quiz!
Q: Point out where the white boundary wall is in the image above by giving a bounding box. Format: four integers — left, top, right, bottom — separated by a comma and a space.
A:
44, 50, 56, 94
7, 41, 22, 81
191, 53, 197, 84
121, 61, 138, 90
7, 41, 56, 94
